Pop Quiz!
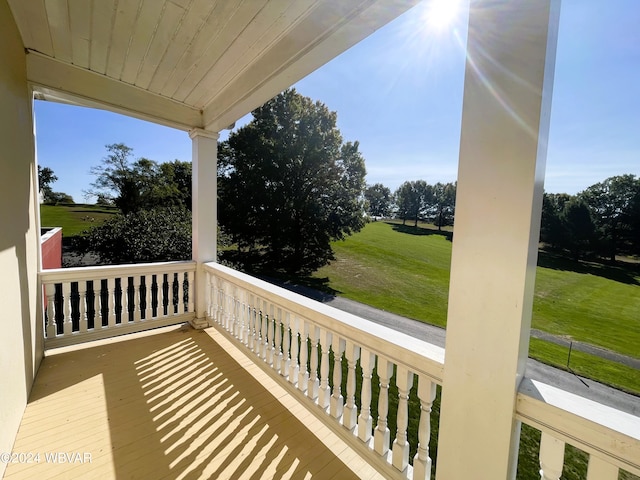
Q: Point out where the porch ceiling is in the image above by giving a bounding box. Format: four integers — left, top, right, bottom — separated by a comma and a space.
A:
7, 0, 418, 131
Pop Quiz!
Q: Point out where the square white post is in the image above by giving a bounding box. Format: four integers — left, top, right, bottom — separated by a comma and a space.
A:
435, 1, 560, 479
189, 128, 219, 329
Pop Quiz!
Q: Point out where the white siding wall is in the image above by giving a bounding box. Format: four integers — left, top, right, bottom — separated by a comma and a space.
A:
0, 0, 43, 475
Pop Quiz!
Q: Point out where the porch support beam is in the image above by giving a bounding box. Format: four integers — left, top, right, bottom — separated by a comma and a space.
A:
190, 128, 219, 329
27, 51, 202, 131
435, 1, 560, 479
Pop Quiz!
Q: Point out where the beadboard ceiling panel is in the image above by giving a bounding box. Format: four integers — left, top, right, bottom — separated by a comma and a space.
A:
8, 0, 419, 131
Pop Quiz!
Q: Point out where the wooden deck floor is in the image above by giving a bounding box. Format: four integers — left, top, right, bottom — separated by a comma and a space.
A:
4, 324, 384, 480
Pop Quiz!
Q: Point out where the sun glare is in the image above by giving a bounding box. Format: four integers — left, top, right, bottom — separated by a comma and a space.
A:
425, 0, 461, 32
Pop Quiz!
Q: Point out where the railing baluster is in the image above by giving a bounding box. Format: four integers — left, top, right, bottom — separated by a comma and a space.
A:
413, 378, 437, 480
178, 272, 185, 315
247, 294, 256, 352
266, 303, 274, 367
45, 283, 57, 338
307, 324, 319, 400
144, 274, 152, 321
232, 285, 240, 337
159, 274, 166, 318
107, 277, 116, 327
240, 290, 249, 346
281, 311, 291, 378
374, 356, 394, 456
298, 320, 309, 393
343, 341, 361, 430
213, 278, 222, 325
586, 455, 618, 480
187, 270, 194, 314
133, 275, 141, 323
289, 315, 299, 385
261, 299, 269, 362
62, 281, 72, 336
318, 328, 332, 410
330, 336, 345, 420
252, 296, 259, 354
120, 277, 128, 323
224, 281, 231, 331
392, 366, 413, 472
78, 281, 88, 333
539, 432, 565, 480
274, 307, 283, 373
205, 271, 211, 317
358, 349, 375, 442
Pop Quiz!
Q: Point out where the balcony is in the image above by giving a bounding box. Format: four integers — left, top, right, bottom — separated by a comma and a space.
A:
3, 262, 638, 479
2, 1, 639, 478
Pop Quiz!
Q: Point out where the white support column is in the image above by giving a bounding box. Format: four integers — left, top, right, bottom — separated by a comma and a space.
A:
189, 128, 219, 329
435, 1, 561, 479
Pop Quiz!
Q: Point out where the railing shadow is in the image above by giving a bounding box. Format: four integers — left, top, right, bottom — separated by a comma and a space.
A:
537, 251, 640, 286
386, 222, 453, 241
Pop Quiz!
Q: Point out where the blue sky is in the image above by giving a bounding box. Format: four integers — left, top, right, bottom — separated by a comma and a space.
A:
35, 0, 639, 203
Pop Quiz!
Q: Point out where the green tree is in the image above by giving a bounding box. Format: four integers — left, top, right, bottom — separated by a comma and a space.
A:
78, 207, 191, 264
157, 160, 192, 210
38, 166, 58, 202
560, 198, 597, 260
394, 180, 432, 227
87, 144, 192, 213
365, 183, 392, 218
38, 165, 75, 204
540, 192, 572, 249
218, 89, 367, 273
429, 182, 456, 230
580, 174, 640, 261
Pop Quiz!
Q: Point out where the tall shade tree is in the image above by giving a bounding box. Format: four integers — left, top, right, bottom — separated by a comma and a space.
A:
580, 174, 640, 261
218, 89, 367, 273
430, 182, 456, 230
394, 180, 432, 226
560, 198, 597, 260
38, 165, 57, 201
365, 183, 392, 217
38, 165, 74, 204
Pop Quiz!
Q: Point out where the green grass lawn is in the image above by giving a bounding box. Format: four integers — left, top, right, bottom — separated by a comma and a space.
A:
311, 220, 640, 394
40, 204, 118, 237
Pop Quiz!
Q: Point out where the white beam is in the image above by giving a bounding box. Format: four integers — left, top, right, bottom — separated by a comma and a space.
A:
26, 51, 202, 130
190, 128, 218, 328
435, 1, 561, 479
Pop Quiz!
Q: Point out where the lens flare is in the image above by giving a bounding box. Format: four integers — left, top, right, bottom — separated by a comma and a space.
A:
426, 0, 461, 32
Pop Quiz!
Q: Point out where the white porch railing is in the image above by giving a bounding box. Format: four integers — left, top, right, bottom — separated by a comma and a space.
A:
40, 261, 196, 348
204, 262, 640, 480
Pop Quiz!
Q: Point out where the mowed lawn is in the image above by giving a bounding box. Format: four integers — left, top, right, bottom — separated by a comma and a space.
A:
312, 221, 640, 392
40, 204, 118, 237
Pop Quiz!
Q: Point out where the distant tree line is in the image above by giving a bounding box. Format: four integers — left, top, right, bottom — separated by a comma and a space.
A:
365, 173, 640, 262
364, 181, 456, 230
541, 174, 640, 261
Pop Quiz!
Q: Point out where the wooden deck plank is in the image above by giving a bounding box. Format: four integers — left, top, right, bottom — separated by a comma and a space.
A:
4, 324, 386, 480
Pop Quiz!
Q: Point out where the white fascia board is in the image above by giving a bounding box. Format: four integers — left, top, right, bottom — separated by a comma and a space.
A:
27, 51, 203, 131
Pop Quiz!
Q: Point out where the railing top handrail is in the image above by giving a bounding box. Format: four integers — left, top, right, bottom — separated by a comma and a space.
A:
40, 260, 197, 282
205, 261, 445, 383
518, 375, 640, 474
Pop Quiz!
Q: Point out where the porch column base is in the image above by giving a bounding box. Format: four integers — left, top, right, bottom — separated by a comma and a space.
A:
189, 316, 210, 330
